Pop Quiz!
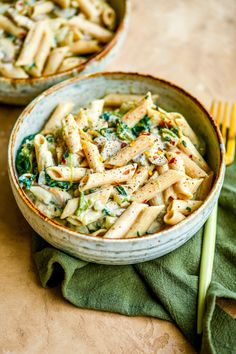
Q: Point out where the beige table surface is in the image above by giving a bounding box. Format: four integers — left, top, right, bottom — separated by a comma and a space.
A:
1, 1, 236, 353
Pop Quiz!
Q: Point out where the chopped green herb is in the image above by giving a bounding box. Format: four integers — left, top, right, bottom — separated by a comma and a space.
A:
132, 115, 151, 136
63, 151, 69, 159
16, 134, 37, 176
46, 135, 55, 143
137, 231, 141, 237
116, 120, 135, 141
100, 112, 111, 121
182, 140, 187, 147
115, 185, 128, 196
75, 191, 92, 216
19, 174, 35, 189
170, 126, 179, 136
102, 207, 112, 216
161, 128, 178, 139
186, 207, 192, 212
45, 172, 71, 190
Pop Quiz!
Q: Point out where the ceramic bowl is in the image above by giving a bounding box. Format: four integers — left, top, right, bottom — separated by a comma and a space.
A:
0, 0, 129, 106
8, 72, 225, 265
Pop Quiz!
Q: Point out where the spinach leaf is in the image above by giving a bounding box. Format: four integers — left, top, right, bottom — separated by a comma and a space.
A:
132, 115, 151, 136
116, 120, 135, 141
19, 174, 35, 189
45, 172, 71, 190
16, 134, 37, 176
115, 185, 128, 196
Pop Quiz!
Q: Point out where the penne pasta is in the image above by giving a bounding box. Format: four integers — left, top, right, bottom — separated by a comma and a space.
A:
34, 134, 54, 172
125, 205, 165, 238
103, 202, 147, 239
0, 15, 26, 38
82, 139, 104, 172
173, 149, 208, 178
76, 0, 99, 21
167, 199, 203, 216
0, 62, 28, 78
69, 39, 101, 55
164, 210, 186, 225
42, 102, 74, 134
178, 136, 210, 172
196, 171, 214, 200
28, 25, 53, 77
81, 164, 137, 191
31, 1, 55, 19
106, 134, 156, 167
46, 166, 87, 181
62, 114, 82, 153
43, 46, 69, 75
122, 92, 153, 128
133, 169, 184, 203
16, 21, 45, 66
68, 16, 113, 42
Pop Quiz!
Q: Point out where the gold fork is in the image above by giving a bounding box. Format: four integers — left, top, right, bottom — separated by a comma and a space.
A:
197, 101, 236, 334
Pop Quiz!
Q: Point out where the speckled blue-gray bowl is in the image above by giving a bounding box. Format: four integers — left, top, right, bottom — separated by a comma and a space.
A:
8, 72, 225, 264
0, 0, 129, 105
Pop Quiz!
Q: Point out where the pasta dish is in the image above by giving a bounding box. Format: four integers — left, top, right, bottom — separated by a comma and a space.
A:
16, 92, 213, 238
0, 0, 116, 79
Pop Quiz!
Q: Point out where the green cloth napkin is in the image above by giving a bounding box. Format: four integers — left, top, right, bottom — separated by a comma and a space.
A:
32, 160, 236, 354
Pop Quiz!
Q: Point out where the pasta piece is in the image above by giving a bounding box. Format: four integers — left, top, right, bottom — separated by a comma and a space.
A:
196, 171, 214, 200
82, 140, 104, 172
31, 1, 55, 19
178, 136, 210, 172
69, 40, 101, 55
46, 166, 87, 181
125, 205, 165, 238
7, 8, 34, 30
106, 134, 156, 167
173, 149, 208, 178
173, 114, 200, 147
30, 186, 54, 205
164, 210, 186, 225
167, 151, 192, 200
133, 169, 184, 203
185, 177, 203, 194
167, 200, 203, 216
16, 21, 45, 66
68, 16, 113, 42
103, 202, 147, 239
28, 25, 53, 77
122, 92, 153, 128
149, 193, 164, 206
126, 165, 149, 193
51, 0, 70, 8
34, 134, 54, 172
0, 63, 28, 79
0, 15, 26, 38
61, 186, 112, 219
101, 5, 116, 30
42, 102, 74, 135
58, 57, 85, 72
76, 0, 99, 21
81, 164, 137, 191
157, 164, 177, 205
62, 114, 81, 153
43, 47, 68, 75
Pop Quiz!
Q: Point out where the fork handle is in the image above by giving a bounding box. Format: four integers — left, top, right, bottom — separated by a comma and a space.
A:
197, 203, 218, 334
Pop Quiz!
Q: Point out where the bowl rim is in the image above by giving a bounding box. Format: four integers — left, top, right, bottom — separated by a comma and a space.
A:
8, 71, 225, 244
0, 0, 129, 85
